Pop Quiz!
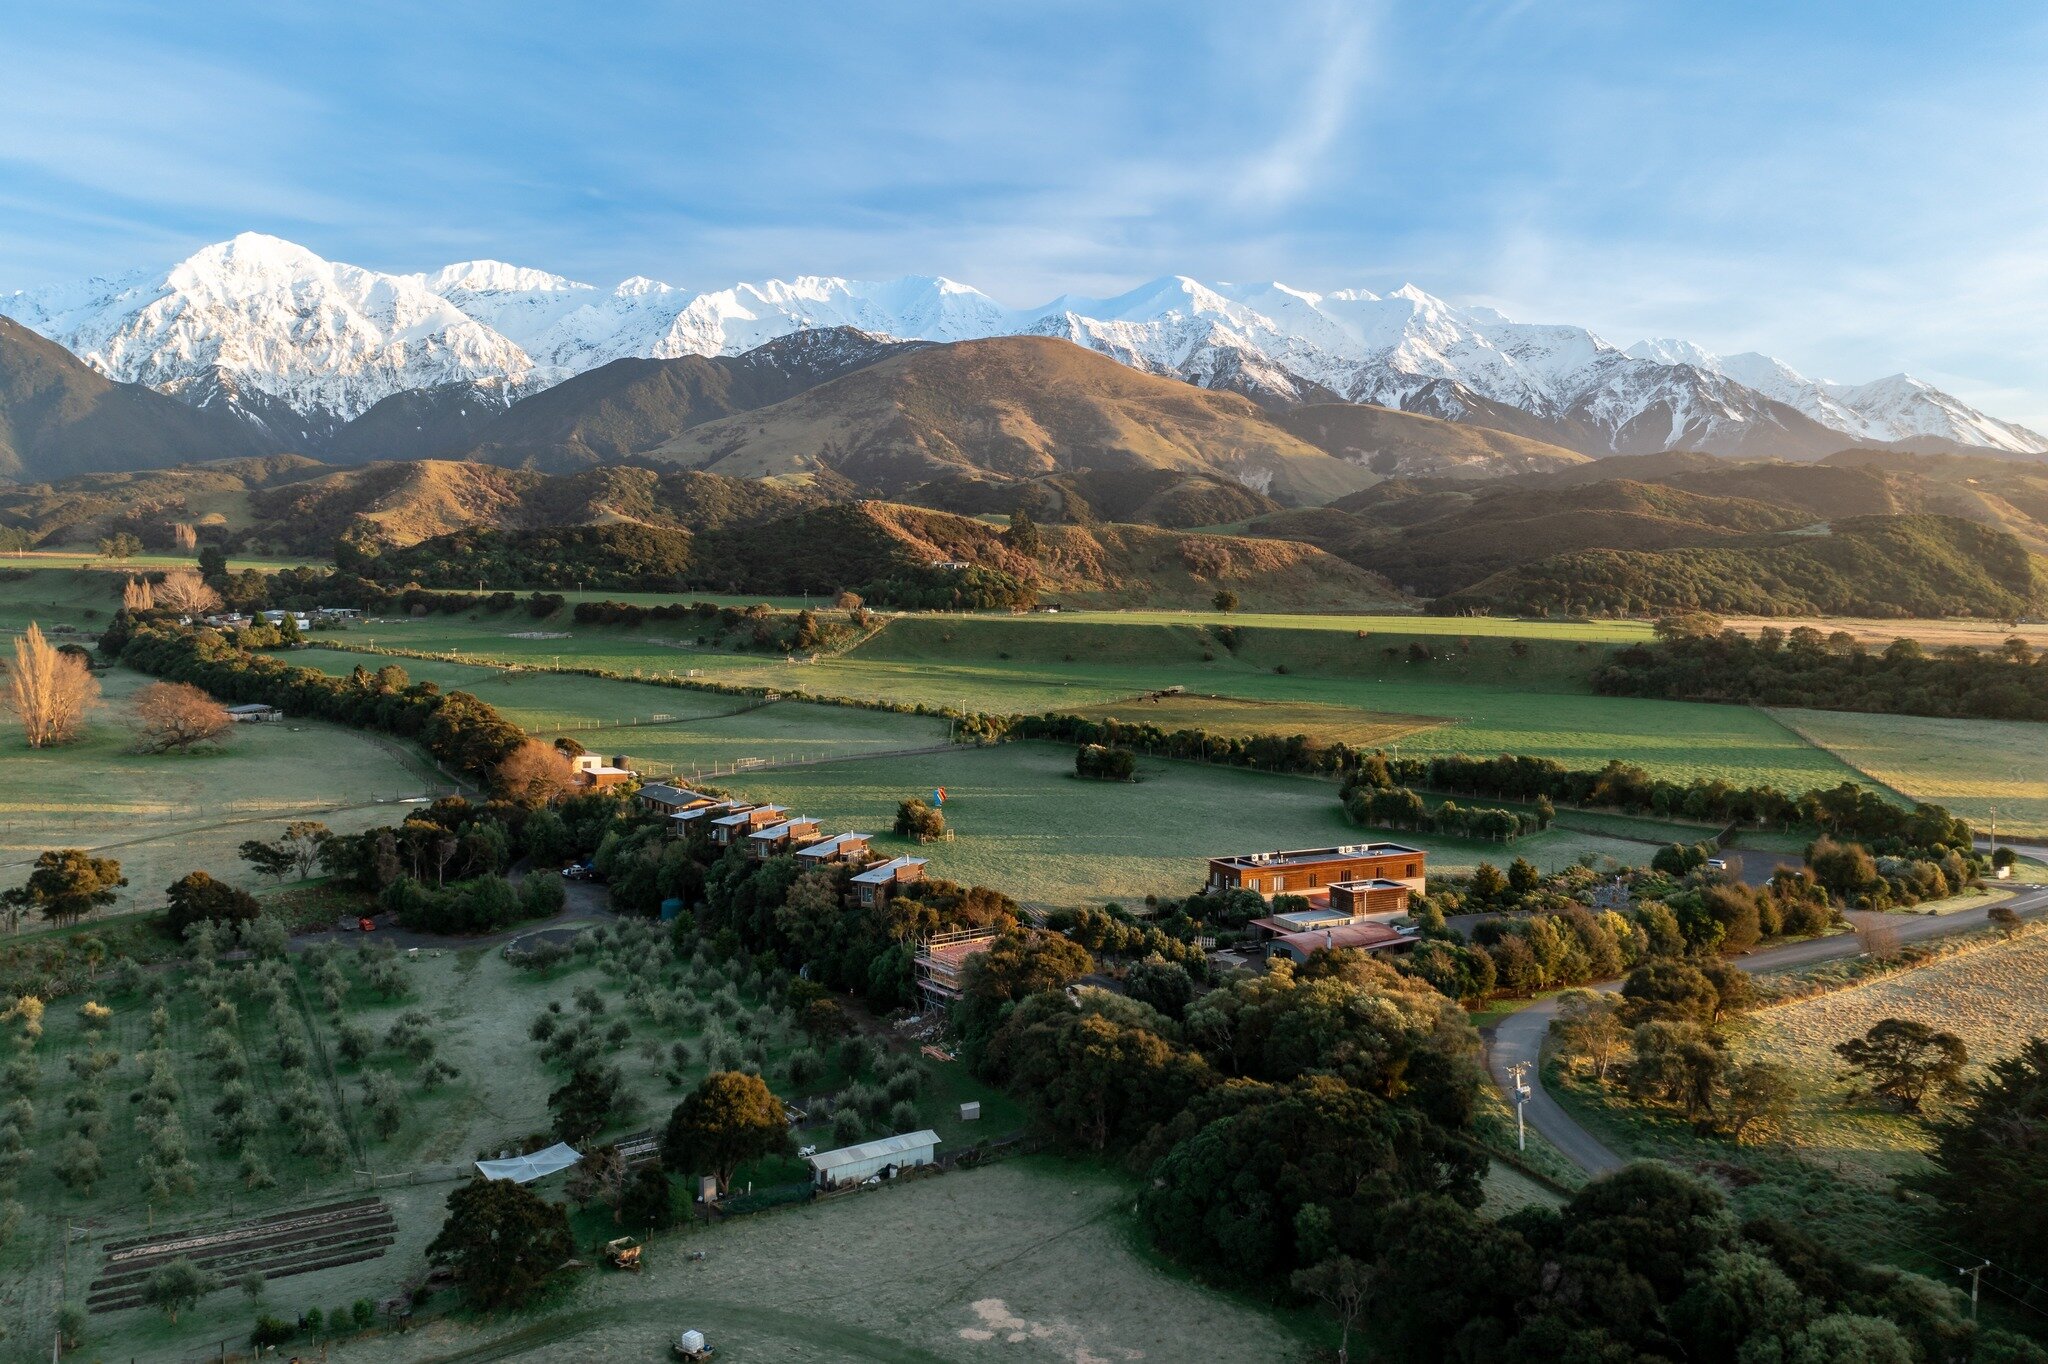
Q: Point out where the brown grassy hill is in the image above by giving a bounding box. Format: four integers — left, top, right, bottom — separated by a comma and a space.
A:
456, 328, 923, 470
0, 455, 325, 546
644, 335, 1375, 507
695, 499, 1407, 611
1452, 515, 2047, 619
904, 467, 1280, 529
0, 318, 272, 481
240, 461, 823, 553
1271, 402, 1590, 479
1533, 449, 2048, 556
1248, 479, 1814, 596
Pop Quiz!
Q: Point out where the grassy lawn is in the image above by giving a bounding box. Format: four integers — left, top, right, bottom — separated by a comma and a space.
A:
726, 741, 1659, 909
361, 1157, 1321, 1363
0, 667, 449, 921
1771, 707, 2048, 837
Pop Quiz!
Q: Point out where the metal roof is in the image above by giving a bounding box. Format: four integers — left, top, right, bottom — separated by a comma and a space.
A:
225, 703, 276, 714
805, 1130, 941, 1173
798, 832, 871, 857
475, 1141, 582, 1183
852, 856, 927, 884
639, 783, 702, 804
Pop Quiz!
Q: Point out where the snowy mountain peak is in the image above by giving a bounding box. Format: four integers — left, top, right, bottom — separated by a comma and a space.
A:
416, 261, 592, 296
3, 233, 2043, 459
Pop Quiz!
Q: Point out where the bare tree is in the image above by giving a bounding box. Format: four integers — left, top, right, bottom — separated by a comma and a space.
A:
496, 739, 575, 804
3, 622, 99, 748
131, 682, 232, 753
152, 569, 222, 616
121, 577, 156, 612
1855, 918, 1902, 963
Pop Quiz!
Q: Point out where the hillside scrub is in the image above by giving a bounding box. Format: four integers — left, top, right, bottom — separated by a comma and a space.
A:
1439, 514, 2046, 619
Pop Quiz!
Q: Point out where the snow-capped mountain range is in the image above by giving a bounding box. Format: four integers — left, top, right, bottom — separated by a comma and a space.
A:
4, 232, 2043, 459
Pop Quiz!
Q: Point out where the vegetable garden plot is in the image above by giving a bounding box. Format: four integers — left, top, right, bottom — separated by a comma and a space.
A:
87, 1197, 396, 1313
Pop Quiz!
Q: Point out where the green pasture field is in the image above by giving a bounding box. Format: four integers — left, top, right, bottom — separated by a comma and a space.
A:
362, 1157, 1321, 1364
724, 741, 1662, 908
9, 923, 1020, 1359
1770, 707, 2048, 837
322, 615, 1868, 792
0, 668, 448, 921
292, 647, 952, 777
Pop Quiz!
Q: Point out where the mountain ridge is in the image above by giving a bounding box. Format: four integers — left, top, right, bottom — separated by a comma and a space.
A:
7, 232, 2041, 465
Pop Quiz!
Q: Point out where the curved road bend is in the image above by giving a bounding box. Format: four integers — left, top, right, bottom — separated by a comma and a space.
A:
1486, 882, 2048, 1177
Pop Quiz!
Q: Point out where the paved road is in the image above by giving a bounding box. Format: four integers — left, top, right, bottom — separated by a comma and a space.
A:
1485, 881, 2048, 1177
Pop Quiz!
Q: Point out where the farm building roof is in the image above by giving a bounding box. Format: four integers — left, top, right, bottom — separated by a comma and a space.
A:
806, 1130, 941, 1174
639, 783, 704, 805
225, 703, 277, 714
475, 1142, 582, 1183
852, 856, 927, 884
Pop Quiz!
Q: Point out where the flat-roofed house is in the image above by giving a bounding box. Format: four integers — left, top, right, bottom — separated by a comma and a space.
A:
747, 816, 822, 859
569, 753, 633, 791
795, 832, 873, 866
1206, 843, 1425, 901
851, 855, 926, 907
709, 805, 786, 848
1266, 920, 1408, 965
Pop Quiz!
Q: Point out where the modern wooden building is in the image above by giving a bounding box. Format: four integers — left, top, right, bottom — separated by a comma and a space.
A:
1206, 843, 1425, 900
851, 855, 927, 907
747, 816, 823, 859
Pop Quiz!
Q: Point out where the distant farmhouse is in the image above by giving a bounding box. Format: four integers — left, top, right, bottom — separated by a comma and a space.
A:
569, 752, 633, 791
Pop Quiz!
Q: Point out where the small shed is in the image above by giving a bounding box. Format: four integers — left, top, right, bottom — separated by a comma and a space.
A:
226, 702, 281, 723
804, 1130, 941, 1189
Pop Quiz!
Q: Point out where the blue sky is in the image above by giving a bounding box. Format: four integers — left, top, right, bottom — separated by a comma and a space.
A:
4, 0, 2046, 422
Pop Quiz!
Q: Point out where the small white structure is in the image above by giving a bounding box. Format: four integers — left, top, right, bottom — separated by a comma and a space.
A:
959, 1101, 981, 1122
226, 702, 281, 723
475, 1141, 582, 1184
805, 1130, 941, 1189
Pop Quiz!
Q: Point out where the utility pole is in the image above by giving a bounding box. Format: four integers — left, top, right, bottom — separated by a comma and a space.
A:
1507, 1062, 1532, 1151
1960, 1260, 1990, 1321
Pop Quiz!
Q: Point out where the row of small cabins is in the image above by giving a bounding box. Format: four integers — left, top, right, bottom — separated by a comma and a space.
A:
640, 780, 1428, 1007
637, 784, 927, 908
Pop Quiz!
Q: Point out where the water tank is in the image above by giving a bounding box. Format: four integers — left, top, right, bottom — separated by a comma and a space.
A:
660, 898, 684, 922
960, 1101, 981, 1121
678, 1330, 706, 1352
